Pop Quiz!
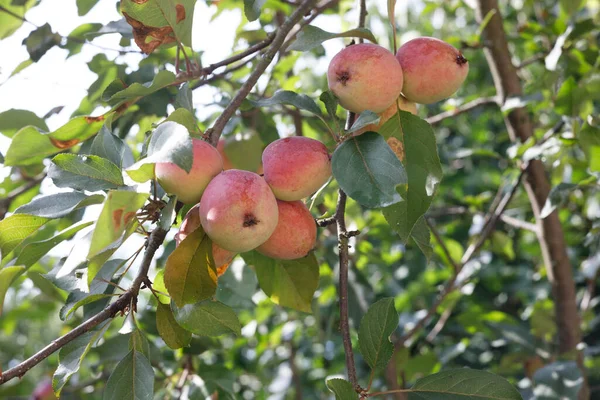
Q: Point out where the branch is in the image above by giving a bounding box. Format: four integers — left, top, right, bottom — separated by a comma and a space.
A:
0, 227, 168, 385
0, 173, 45, 219
335, 189, 358, 387
281, 0, 340, 52
205, 0, 317, 146
426, 96, 499, 126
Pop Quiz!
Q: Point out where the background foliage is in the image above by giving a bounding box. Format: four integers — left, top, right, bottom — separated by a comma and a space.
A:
0, 0, 599, 399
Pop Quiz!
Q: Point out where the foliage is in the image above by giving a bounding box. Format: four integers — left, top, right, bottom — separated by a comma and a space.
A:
0, 0, 599, 399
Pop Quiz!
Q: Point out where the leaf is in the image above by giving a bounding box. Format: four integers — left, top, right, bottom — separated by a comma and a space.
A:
579, 123, 600, 172
164, 226, 217, 307
0, 214, 50, 259
129, 330, 151, 359
172, 300, 241, 336
244, 0, 266, 21
4, 115, 107, 166
407, 369, 523, 399
559, 0, 584, 17
346, 111, 380, 134
87, 191, 147, 282
49, 154, 124, 190
53, 331, 101, 396
121, 0, 195, 54
381, 111, 443, 238
0, 0, 36, 39
555, 77, 580, 117
533, 361, 583, 400
320, 91, 339, 121
103, 350, 154, 400
175, 82, 193, 112
62, 23, 103, 57
358, 298, 399, 373
326, 379, 358, 400
0, 266, 26, 315
156, 302, 192, 349
76, 0, 99, 16
152, 269, 170, 304
222, 133, 263, 172
164, 108, 199, 134
109, 70, 177, 101
288, 25, 378, 52
126, 121, 193, 183
16, 221, 94, 268
9, 58, 33, 77
15, 192, 104, 219
540, 183, 577, 218
248, 252, 319, 313
22, 23, 61, 62
410, 216, 433, 259
250, 90, 323, 117
89, 124, 135, 169
332, 131, 406, 208
0, 109, 48, 138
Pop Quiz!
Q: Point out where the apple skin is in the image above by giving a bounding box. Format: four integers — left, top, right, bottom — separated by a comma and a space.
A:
257, 200, 317, 260
31, 379, 56, 400
327, 43, 404, 113
262, 136, 331, 201
175, 204, 236, 276
199, 170, 279, 253
396, 37, 469, 104
155, 138, 223, 204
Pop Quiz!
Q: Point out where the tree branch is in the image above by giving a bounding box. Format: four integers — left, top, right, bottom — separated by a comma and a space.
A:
205, 0, 317, 146
426, 96, 499, 126
335, 189, 358, 387
0, 227, 168, 385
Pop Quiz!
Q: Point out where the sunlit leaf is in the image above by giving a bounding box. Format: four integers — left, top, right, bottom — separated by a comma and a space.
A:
172, 300, 241, 337
289, 25, 378, 52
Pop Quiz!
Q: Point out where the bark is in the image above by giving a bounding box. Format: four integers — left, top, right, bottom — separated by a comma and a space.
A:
475, 0, 587, 397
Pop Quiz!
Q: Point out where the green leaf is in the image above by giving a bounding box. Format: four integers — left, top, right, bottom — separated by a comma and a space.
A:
22, 23, 61, 62
358, 298, 399, 373
222, 133, 263, 172
15, 192, 104, 219
381, 111, 442, 237
0, 0, 36, 39
243, 0, 266, 21
332, 131, 406, 208
559, 0, 584, 17
579, 123, 600, 172
156, 302, 192, 349
410, 216, 433, 259
326, 379, 358, 400
0, 266, 26, 315
16, 221, 94, 268
152, 269, 171, 304
407, 369, 523, 399
126, 121, 193, 183
63, 23, 103, 57
4, 115, 107, 166
53, 330, 101, 396
9, 58, 33, 77
288, 25, 378, 52
164, 226, 217, 307
320, 91, 339, 121
129, 330, 151, 359
0, 109, 48, 138
0, 214, 49, 259
540, 182, 577, 218
103, 350, 154, 400
87, 191, 147, 282
108, 70, 177, 101
89, 124, 134, 169
346, 111, 380, 134
248, 252, 319, 313
491, 231, 516, 261
164, 108, 199, 134
76, 0, 99, 16
175, 82, 194, 112
60, 259, 126, 320
533, 361, 582, 400
250, 90, 323, 117
49, 154, 124, 190
555, 77, 580, 116
172, 300, 241, 336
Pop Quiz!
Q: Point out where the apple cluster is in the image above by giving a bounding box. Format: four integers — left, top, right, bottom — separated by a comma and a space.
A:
327, 37, 469, 127
156, 136, 331, 274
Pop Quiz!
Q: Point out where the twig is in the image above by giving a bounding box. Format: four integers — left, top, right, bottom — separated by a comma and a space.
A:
426, 96, 499, 126
205, 0, 317, 146
427, 220, 460, 272
0, 173, 45, 219
0, 227, 168, 385
335, 189, 358, 387
0, 5, 142, 54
